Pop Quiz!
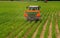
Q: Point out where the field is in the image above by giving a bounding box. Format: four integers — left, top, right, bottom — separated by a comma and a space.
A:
0, 1, 60, 38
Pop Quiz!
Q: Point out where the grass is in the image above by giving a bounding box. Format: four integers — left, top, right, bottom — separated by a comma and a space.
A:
0, 1, 60, 38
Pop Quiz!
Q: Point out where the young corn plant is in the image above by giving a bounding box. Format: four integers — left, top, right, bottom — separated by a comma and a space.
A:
17, 21, 35, 38
52, 13, 56, 38
44, 17, 51, 38
8, 21, 30, 38
36, 11, 49, 38
26, 21, 40, 38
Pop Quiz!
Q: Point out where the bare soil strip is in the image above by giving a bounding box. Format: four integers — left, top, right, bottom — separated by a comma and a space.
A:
22, 27, 32, 38
15, 31, 23, 38
22, 22, 37, 38
48, 21, 52, 38
56, 20, 60, 38
40, 19, 48, 38
31, 23, 40, 38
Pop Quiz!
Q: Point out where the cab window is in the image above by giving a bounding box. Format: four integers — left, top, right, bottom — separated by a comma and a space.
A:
29, 7, 39, 10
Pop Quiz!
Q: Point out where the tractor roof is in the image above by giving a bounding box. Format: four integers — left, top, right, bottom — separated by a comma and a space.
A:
29, 6, 39, 7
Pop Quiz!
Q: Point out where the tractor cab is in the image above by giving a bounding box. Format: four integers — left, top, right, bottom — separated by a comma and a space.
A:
24, 5, 41, 21
28, 6, 40, 10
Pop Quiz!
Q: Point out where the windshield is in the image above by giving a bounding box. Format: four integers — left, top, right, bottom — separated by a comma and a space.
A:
29, 7, 39, 10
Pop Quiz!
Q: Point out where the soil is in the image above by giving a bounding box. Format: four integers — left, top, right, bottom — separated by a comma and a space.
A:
56, 20, 60, 38
48, 21, 52, 38
40, 19, 48, 38
31, 23, 40, 38
22, 27, 32, 38
22, 23, 35, 38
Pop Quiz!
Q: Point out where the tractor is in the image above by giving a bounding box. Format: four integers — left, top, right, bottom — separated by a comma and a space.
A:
24, 5, 41, 21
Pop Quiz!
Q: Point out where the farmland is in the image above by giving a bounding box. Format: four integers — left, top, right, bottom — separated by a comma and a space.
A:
0, 1, 60, 38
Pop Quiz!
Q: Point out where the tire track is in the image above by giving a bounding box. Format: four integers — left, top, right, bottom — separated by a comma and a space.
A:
40, 19, 48, 38
22, 27, 32, 38
31, 23, 40, 38
56, 20, 60, 38
22, 21, 40, 38
15, 22, 35, 38
48, 21, 52, 38
48, 12, 53, 38
22, 23, 35, 38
